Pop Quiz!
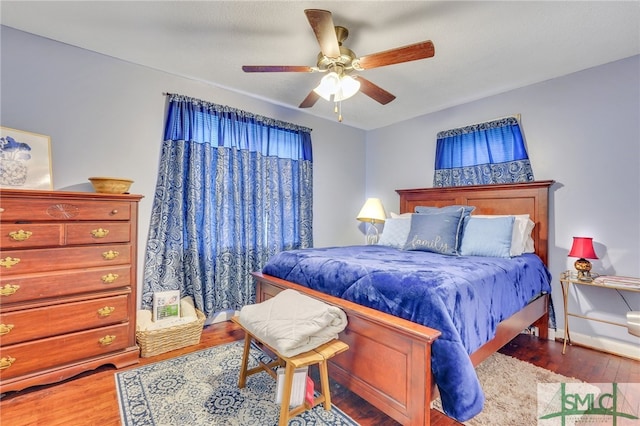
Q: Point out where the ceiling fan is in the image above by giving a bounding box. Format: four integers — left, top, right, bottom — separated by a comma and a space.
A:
242, 9, 435, 121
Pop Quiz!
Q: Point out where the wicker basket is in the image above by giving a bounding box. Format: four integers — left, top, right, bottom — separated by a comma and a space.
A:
136, 309, 206, 358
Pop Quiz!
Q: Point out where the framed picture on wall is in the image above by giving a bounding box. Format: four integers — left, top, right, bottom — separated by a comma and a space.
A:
0, 126, 53, 190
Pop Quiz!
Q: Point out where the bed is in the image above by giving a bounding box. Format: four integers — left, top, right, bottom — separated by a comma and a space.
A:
252, 180, 554, 425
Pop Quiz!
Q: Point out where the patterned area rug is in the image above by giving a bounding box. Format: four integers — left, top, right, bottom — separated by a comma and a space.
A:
115, 340, 359, 425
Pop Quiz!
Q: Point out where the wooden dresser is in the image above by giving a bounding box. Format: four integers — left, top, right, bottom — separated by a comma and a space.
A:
0, 189, 143, 392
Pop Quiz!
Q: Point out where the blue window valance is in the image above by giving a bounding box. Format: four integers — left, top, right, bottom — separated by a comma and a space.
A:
164, 93, 312, 160
433, 116, 534, 187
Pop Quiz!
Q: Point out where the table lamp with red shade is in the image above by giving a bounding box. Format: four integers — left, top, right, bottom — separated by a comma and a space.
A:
568, 236, 598, 281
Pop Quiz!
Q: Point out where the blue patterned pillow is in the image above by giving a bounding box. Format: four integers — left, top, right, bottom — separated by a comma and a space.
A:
403, 210, 465, 255
377, 218, 411, 248
459, 216, 515, 258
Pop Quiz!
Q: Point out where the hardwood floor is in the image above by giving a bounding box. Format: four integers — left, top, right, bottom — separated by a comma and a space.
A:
1, 321, 638, 426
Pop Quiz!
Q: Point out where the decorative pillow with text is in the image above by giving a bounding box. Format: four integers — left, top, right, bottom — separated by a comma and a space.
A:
403, 209, 465, 255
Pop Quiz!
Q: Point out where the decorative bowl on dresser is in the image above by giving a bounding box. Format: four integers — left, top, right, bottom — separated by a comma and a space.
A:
88, 177, 134, 194
0, 189, 143, 392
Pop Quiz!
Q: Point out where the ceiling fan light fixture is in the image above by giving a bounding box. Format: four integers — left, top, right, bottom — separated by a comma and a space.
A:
333, 75, 360, 101
314, 72, 360, 102
243, 9, 435, 113
313, 71, 340, 101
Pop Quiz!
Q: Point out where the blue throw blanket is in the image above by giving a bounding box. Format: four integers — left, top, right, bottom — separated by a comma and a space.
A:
262, 245, 552, 421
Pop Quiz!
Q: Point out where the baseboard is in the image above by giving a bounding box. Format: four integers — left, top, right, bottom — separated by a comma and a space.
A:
205, 309, 238, 326
520, 327, 556, 340
556, 329, 640, 360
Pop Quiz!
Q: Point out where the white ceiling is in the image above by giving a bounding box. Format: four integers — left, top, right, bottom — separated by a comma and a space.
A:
2, 1, 639, 130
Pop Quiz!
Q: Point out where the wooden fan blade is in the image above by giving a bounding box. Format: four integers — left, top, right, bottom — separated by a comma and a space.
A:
299, 90, 320, 108
304, 9, 340, 59
356, 76, 396, 105
356, 40, 435, 70
242, 65, 314, 73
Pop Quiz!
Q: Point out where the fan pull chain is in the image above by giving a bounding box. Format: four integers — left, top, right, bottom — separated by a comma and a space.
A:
335, 101, 343, 122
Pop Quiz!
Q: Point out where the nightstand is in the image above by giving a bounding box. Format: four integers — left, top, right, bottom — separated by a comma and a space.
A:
560, 270, 640, 354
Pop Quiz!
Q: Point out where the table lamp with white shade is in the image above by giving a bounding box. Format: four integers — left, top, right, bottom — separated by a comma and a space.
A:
357, 198, 386, 244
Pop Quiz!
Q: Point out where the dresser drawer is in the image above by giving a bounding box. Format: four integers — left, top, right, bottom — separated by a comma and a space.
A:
0, 198, 131, 222
0, 224, 63, 249
0, 266, 131, 304
0, 222, 131, 249
0, 244, 131, 276
0, 294, 130, 345
65, 222, 131, 245
0, 322, 131, 380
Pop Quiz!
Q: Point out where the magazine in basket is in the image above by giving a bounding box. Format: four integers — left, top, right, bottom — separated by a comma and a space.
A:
152, 290, 181, 322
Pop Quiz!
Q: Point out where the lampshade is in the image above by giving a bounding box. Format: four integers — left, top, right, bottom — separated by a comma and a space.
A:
568, 236, 598, 281
333, 75, 361, 102
313, 72, 361, 102
313, 72, 340, 101
568, 237, 598, 259
357, 198, 386, 224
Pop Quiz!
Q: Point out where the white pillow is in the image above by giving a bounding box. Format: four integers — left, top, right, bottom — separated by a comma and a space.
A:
389, 212, 412, 219
377, 217, 412, 248
473, 214, 534, 256
523, 229, 535, 253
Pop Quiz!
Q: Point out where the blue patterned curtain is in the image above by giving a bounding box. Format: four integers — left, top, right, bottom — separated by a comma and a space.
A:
433, 116, 534, 187
142, 94, 313, 318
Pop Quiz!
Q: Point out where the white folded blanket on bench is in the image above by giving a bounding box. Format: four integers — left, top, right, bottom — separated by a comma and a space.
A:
239, 289, 348, 357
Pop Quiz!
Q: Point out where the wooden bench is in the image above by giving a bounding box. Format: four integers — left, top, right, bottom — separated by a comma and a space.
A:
231, 316, 349, 425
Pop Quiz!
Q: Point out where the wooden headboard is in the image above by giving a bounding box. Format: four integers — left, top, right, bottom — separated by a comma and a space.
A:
396, 180, 554, 265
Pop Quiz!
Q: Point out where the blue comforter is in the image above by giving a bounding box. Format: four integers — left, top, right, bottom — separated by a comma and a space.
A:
262, 245, 551, 421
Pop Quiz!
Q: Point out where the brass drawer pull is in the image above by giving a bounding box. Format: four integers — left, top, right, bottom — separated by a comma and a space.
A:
8, 230, 32, 241
99, 335, 116, 346
91, 228, 110, 238
0, 324, 14, 335
0, 284, 20, 296
102, 250, 119, 260
101, 273, 119, 284
0, 356, 16, 370
110, 209, 119, 216
0, 257, 20, 268
98, 306, 115, 317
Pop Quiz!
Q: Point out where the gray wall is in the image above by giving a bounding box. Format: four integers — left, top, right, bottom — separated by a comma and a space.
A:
2, 26, 638, 353
0, 26, 367, 252
366, 55, 640, 351
1, 26, 367, 318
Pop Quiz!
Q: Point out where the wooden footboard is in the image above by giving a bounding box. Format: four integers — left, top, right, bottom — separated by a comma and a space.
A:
254, 272, 549, 426
254, 272, 441, 426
